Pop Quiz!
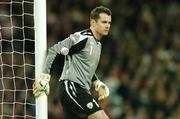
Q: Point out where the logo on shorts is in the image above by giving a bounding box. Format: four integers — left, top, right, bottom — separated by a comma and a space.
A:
86, 102, 93, 109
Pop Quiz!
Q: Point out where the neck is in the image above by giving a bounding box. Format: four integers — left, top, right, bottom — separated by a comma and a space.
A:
90, 27, 102, 41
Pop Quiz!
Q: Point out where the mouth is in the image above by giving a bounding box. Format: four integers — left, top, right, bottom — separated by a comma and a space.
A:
104, 29, 109, 32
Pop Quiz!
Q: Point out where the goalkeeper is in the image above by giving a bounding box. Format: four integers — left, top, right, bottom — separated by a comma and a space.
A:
33, 6, 111, 119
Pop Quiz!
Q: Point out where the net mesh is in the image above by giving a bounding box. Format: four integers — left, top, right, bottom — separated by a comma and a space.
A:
0, 0, 35, 118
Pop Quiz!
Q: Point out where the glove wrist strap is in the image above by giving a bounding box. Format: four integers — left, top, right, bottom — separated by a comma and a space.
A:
40, 73, 51, 82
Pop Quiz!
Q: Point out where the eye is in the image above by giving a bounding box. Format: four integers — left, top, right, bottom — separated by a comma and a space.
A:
102, 21, 108, 24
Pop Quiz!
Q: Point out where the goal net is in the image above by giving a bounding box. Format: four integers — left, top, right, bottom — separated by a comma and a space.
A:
0, 0, 35, 119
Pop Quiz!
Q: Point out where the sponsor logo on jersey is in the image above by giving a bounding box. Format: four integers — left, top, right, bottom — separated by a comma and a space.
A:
86, 102, 93, 109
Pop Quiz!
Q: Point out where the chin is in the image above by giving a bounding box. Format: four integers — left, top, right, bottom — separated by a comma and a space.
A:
103, 32, 109, 35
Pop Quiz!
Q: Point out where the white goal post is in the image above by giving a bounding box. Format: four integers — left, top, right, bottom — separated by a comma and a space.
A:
34, 0, 48, 119
0, 0, 48, 118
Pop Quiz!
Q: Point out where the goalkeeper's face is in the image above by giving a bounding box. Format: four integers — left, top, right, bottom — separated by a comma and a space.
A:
91, 13, 111, 37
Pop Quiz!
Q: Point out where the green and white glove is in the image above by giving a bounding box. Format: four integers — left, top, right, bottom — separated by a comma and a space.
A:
33, 73, 51, 97
93, 80, 110, 100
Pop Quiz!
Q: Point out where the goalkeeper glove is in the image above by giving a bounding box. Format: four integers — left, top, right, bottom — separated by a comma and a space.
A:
33, 73, 51, 97
93, 80, 110, 100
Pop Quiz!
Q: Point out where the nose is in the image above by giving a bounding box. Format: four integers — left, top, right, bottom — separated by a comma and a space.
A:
106, 24, 110, 29
107, 22, 110, 28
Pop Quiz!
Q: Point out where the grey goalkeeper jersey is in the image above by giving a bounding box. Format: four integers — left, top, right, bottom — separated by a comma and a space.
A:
43, 29, 101, 90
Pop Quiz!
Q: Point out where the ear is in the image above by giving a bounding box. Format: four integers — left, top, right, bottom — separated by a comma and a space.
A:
90, 19, 96, 27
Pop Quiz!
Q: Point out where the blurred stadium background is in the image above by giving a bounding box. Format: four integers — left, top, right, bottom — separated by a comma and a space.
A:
1, 0, 180, 119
